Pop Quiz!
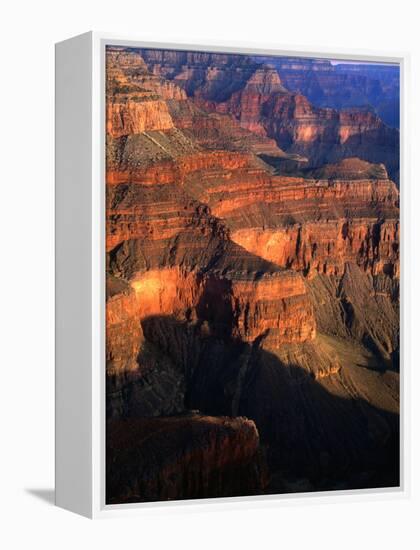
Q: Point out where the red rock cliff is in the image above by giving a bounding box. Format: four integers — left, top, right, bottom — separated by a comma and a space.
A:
107, 414, 267, 503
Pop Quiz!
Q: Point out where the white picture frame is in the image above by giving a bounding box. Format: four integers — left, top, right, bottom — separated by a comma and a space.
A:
55, 31, 410, 518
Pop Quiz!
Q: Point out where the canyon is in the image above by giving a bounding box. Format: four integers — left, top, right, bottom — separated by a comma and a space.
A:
254, 56, 400, 128
137, 49, 400, 183
105, 46, 400, 503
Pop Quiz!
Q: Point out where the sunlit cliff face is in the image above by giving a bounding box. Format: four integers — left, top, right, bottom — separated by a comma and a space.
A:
106, 267, 200, 376
130, 268, 199, 318
295, 125, 318, 142
106, 100, 175, 138
127, 266, 316, 345
230, 218, 400, 279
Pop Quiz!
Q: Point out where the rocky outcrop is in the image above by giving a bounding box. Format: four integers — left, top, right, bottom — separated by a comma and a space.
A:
107, 99, 174, 138
106, 46, 187, 138
107, 414, 266, 503
199, 270, 315, 347
193, 64, 288, 136
106, 276, 143, 376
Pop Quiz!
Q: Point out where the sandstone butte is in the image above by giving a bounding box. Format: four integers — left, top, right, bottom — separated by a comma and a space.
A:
105, 47, 400, 503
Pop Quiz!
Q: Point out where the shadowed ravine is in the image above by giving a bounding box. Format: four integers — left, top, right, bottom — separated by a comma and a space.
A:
107, 314, 399, 504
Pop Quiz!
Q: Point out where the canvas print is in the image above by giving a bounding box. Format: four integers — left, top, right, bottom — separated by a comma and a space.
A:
105, 46, 400, 504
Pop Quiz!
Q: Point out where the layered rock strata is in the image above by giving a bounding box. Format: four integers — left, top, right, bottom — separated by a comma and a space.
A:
256, 56, 400, 128
107, 414, 266, 503
137, 49, 399, 182
105, 47, 400, 501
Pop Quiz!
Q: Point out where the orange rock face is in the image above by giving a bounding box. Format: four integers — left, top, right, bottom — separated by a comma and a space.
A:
106, 46, 186, 138
106, 267, 200, 378
197, 270, 315, 347
107, 99, 174, 137
231, 218, 399, 278
106, 282, 142, 375
106, 262, 315, 381
223, 172, 399, 277
229, 273, 315, 346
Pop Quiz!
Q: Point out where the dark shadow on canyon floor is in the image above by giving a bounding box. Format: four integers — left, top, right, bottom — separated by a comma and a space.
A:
107, 314, 399, 504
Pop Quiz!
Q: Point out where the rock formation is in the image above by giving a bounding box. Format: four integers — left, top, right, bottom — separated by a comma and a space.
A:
107, 414, 267, 503
105, 46, 400, 503
137, 49, 400, 183
256, 56, 400, 128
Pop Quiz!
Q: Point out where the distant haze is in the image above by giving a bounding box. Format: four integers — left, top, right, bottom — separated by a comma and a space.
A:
330, 59, 399, 66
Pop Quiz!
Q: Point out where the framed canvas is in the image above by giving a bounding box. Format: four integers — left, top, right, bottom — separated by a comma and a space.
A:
55, 32, 409, 518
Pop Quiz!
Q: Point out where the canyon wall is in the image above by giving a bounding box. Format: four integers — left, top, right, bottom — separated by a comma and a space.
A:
137, 49, 399, 183
256, 56, 400, 128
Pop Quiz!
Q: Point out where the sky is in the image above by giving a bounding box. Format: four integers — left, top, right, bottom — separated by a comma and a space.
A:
329, 59, 399, 66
